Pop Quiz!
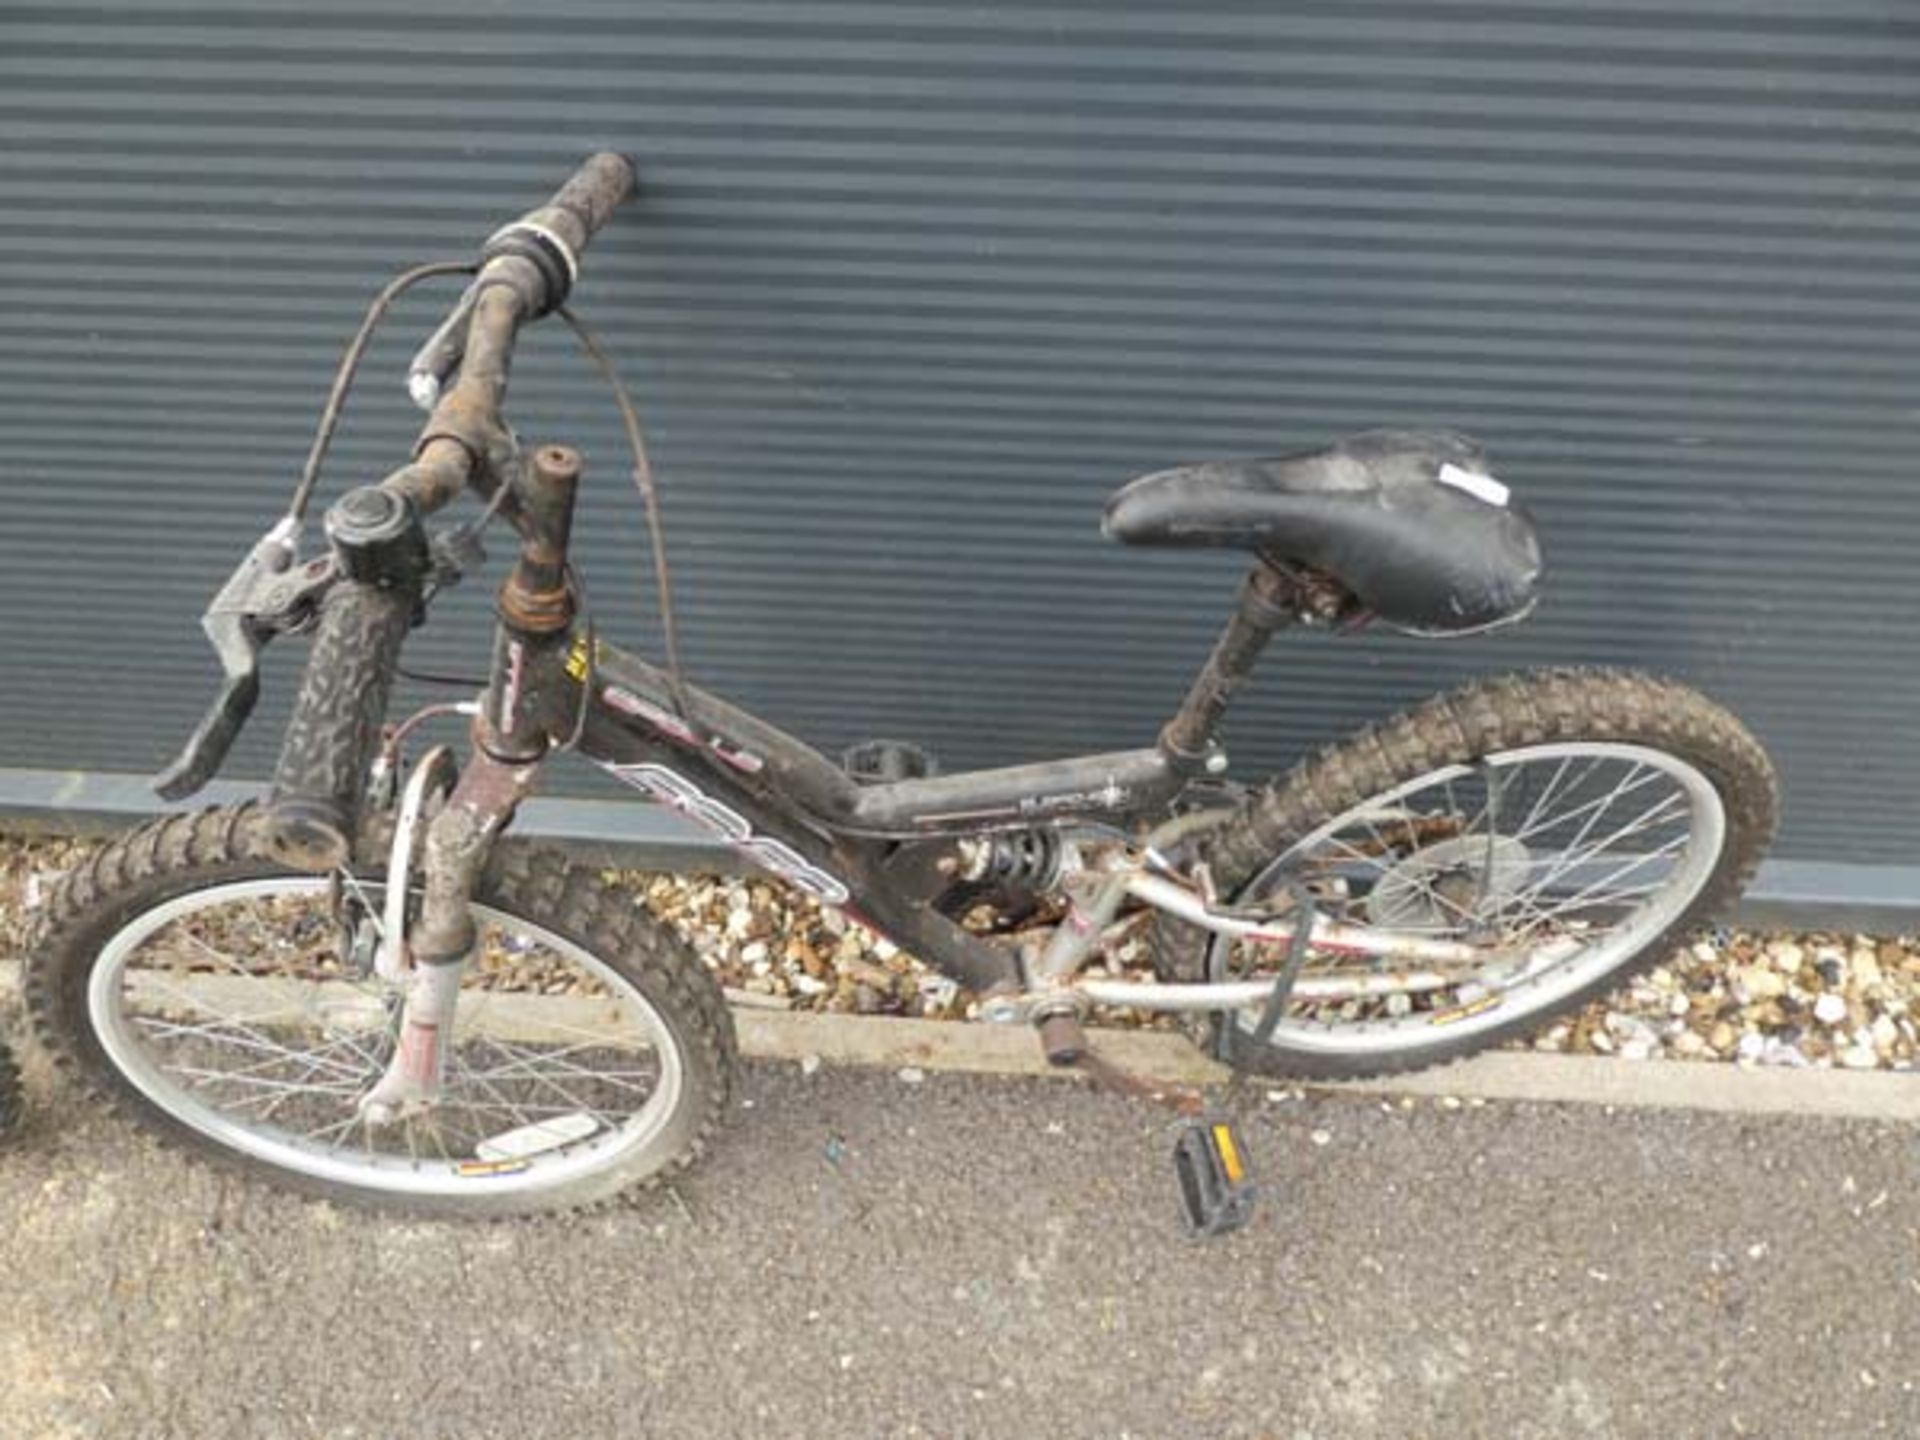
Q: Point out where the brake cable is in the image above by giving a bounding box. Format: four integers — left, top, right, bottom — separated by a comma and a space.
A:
287, 259, 477, 524
278, 259, 692, 733
556, 302, 697, 729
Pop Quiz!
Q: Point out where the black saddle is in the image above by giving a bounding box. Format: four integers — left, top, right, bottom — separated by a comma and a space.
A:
1102, 430, 1542, 635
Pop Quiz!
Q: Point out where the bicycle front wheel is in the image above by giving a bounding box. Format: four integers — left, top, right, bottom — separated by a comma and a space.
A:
27, 805, 735, 1217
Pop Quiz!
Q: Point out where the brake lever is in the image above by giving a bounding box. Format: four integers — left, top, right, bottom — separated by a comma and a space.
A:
152, 518, 340, 801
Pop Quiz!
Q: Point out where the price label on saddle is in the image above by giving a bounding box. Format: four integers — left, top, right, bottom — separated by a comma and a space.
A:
1437, 463, 1511, 508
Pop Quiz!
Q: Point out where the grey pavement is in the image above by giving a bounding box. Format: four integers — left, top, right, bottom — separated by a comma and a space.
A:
3, 1044, 1919, 1440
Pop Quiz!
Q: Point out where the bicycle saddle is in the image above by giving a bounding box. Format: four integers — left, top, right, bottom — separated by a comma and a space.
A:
1102, 429, 1542, 635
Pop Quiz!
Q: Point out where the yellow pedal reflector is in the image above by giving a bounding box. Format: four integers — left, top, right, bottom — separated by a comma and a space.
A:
1211, 1123, 1246, 1184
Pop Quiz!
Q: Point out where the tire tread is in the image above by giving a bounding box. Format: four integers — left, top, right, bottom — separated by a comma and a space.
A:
1158, 667, 1777, 1080
25, 802, 735, 1218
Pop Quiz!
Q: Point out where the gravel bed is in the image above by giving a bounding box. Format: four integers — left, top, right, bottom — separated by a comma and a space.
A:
2, 832, 1915, 1071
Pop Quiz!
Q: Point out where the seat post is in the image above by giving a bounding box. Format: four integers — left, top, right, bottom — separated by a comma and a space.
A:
1159, 561, 1299, 769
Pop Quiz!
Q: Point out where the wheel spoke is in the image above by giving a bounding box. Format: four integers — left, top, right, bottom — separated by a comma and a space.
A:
1513, 754, 1584, 839
1507, 762, 1665, 848
152, 1027, 371, 1088
1507, 837, 1691, 941
445, 1045, 540, 1136
466, 1036, 632, 1122
133, 1016, 369, 1082
1507, 790, 1690, 913
462, 1039, 654, 1097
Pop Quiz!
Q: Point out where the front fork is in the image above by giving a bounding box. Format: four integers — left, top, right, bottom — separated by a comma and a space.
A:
359, 443, 584, 1124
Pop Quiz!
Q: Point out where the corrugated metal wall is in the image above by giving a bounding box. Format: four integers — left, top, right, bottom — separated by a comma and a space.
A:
0, 0, 1914, 868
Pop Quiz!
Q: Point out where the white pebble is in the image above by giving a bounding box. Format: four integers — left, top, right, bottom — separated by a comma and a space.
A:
799, 1053, 822, 1077
739, 940, 768, 966
1839, 1045, 1880, 1071
1871, 1015, 1899, 1053
897, 1067, 926, 1085
1814, 993, 1848, 1027
1736, 1033, 1767, 1062
1309, 1129, 1332, 1146
1761, 1038, 1808, 1068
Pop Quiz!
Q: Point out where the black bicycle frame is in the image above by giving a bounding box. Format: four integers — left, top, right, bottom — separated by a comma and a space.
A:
482, 513, 1305, 998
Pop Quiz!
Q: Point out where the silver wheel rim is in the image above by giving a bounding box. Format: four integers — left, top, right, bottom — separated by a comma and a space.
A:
1216, 742, 1727, 1055
88, 877, 685, 1199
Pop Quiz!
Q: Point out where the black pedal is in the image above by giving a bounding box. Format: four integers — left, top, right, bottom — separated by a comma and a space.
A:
1172, 1115, 1258, 1238
841, 739, 939, 785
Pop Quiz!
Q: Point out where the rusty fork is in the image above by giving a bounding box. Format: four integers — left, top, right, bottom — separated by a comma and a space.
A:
358, 445, 585, 1125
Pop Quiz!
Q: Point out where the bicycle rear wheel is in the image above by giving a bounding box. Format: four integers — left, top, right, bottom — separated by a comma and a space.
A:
1167, 668, 1777, 1078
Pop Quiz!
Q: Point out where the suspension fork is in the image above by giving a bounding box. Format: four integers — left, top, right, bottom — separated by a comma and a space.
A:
360, 444, 583, 1123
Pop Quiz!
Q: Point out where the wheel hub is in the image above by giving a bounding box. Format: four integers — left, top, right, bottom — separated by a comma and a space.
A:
1367, 833, 1533, 932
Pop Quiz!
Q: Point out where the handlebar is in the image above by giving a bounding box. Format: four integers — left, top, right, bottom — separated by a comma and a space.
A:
531, 150, 637, 247
407, 152, 635, 411
261, 155, 635, 871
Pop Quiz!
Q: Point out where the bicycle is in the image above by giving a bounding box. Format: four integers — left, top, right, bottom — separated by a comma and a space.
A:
27, 156, 1778, 1225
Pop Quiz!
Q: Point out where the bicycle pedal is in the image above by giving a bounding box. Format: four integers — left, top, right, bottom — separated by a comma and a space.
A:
1172, 1115, 1258, 1238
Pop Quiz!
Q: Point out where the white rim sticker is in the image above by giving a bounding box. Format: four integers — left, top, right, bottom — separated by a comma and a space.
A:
1437, 463, 1511, 508
475, 1111, 603, 1163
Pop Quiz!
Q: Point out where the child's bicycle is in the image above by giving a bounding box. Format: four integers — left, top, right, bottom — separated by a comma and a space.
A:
27, 157, 1776, 1225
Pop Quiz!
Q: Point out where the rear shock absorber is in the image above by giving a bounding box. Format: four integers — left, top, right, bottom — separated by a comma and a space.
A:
955, 829, 1066, 891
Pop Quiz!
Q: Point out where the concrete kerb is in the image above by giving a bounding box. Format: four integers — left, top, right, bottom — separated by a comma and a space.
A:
3, 957, 1912, 1123
731, 1004, 1920, 1122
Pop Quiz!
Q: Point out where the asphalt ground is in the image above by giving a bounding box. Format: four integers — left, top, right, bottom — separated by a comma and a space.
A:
3, 1044, 1919, 1440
